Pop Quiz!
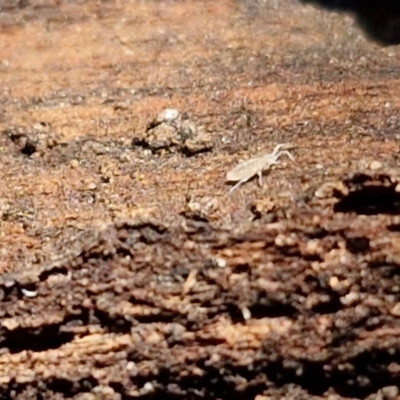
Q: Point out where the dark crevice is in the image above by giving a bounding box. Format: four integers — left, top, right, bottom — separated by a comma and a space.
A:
3, 323, 75, 354
46, 377, 98, 396
345, 236, 370, 254
248, 301, 298, 319
260, 348, 400, 398
367, 261, 400, 278
0, 283, 21, 303
303, 275, 342, 314
332, 349, 400, 398
304, 227, 329, 240
135, 312, 177, 325
225, 303, 249, 323
311, 295, 342, 314
115, 246, 135, 258
39, 266, 69, 282
277, 246, 302, 257
92, 309, 133, 334
225, 291, 298, 322
128, 295, 159, 307
334, 185, 400, 215
301, 0, 400, 45
261, 359, 329, 395
387, 223, 400, 232
180, 145, 213, 157
302, 253, 323, 262
231, 263, 250, 274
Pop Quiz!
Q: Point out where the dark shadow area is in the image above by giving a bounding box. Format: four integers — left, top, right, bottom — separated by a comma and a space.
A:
301, 0, 400, 45
2, 324, 74, 354
334, 185, 400, 215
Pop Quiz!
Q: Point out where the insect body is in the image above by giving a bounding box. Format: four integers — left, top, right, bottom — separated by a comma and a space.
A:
226, 144, 295, 193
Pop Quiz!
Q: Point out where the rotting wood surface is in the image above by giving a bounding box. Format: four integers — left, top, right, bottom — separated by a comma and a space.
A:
1, 0, 400, 399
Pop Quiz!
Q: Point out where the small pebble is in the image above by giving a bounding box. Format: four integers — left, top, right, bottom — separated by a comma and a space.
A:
87, 182, 97, 190
21, 288, 37, 298
70, 159, 79, 168
158, 108, 179, 122
369, 160, 382, 170
390, 303, 400, 316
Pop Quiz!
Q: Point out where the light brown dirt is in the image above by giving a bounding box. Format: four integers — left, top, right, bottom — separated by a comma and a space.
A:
1, 0, 400, 398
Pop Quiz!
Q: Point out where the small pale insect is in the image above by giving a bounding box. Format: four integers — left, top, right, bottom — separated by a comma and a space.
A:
226, 144, 295, 193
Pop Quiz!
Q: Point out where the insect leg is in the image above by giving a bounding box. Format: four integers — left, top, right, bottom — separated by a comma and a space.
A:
229, 178, 248, 193
257, 170, 263, 187
278, 150, 295, 161
271, 144, 286, 157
